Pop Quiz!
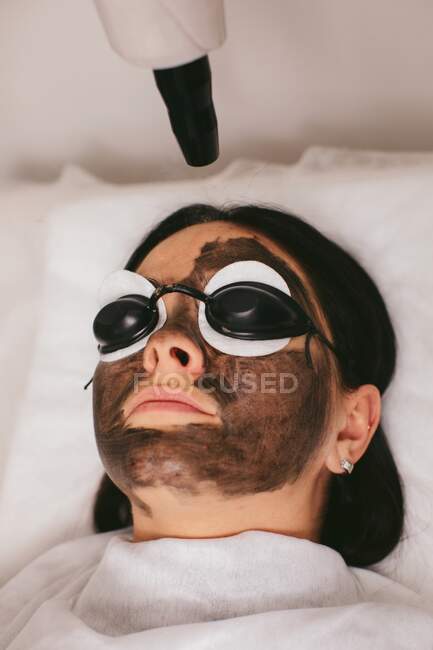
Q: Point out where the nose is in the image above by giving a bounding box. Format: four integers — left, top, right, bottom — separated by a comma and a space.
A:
142, 330, 205, 381
141, 295, 206, 381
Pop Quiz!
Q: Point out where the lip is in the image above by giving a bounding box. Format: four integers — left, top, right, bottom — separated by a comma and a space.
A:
124, 385, 218, 419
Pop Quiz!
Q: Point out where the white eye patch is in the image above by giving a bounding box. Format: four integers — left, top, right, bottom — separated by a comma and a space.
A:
198, 260, 292, 357
96, 270, 167, 362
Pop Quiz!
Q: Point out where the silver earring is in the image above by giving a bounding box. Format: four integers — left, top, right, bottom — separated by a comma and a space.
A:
340, 458, 354, 475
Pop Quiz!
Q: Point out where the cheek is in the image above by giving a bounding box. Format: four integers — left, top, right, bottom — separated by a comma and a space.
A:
92, 353, 149, 429
205, 348, 300, 402
240, 353, 298, 404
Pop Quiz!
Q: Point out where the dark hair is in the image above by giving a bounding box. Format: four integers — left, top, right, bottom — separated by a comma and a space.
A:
93, 202, 404, 568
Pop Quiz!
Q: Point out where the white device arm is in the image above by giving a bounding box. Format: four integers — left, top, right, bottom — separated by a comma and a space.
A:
94, 0, 226, 70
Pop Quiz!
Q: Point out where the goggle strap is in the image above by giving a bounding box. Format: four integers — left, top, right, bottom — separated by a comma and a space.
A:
83, 376, 94, 390
304, 328, 338, 371
315, 331, 339, 358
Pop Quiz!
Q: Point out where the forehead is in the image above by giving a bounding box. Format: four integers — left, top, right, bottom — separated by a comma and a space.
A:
136, 221, 310, 288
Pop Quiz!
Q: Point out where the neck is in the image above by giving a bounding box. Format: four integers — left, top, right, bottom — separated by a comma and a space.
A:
130, 466, 330, 544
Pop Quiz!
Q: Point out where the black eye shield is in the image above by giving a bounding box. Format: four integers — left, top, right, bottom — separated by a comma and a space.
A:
92, 280, 340, 371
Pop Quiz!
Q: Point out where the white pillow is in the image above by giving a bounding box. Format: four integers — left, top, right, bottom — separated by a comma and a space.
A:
1, 149, 432, 606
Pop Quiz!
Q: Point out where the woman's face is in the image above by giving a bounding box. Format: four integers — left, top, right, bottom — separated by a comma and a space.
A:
92, 221, 340, 509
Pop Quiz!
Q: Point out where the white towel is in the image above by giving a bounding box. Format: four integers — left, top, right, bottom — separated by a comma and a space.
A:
0, 528, 432, 649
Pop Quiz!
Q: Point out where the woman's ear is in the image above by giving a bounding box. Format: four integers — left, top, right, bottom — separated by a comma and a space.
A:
324, 384, 381, 475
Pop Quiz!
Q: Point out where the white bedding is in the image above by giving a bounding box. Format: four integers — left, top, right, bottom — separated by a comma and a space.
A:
0, 147, 432, 612
1, 527, 432, 649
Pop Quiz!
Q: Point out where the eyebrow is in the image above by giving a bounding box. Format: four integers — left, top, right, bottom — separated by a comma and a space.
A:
146, 262, 298, 294
144, 273, 213, 295
143, 236, 308, 297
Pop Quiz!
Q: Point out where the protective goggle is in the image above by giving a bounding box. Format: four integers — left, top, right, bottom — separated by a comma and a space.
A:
91, 262, 339, 371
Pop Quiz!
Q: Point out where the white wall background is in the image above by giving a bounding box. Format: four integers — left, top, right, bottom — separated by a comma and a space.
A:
1, 0, 433, 184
